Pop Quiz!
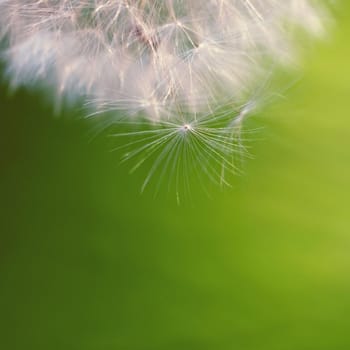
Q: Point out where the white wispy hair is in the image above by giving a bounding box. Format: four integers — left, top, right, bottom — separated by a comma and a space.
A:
0, 1, 328, 193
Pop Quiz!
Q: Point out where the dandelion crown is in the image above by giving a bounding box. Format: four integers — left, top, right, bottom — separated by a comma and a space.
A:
0, 1, 328, 191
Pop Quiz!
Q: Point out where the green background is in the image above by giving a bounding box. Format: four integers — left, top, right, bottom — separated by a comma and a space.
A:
1, 3, 350, 349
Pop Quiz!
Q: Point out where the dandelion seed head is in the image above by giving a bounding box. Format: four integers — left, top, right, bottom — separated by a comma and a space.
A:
0, 0, 331, 193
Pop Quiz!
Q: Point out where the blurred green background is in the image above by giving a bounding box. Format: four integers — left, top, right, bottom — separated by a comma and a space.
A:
1, 3, 350, 350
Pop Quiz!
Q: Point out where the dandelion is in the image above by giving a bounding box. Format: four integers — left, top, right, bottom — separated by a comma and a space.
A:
0, 1, 329, 193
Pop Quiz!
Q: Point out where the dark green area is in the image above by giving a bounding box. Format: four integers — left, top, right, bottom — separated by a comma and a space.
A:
1, 3, 350, 350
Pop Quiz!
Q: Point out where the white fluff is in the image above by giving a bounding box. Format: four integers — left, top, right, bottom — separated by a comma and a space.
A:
0, 1, 328, 191
0, 1, 326, 118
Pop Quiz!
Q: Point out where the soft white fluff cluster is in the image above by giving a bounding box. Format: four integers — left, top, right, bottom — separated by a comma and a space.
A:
0, 1, 328, 191
0, 0, 325, 119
